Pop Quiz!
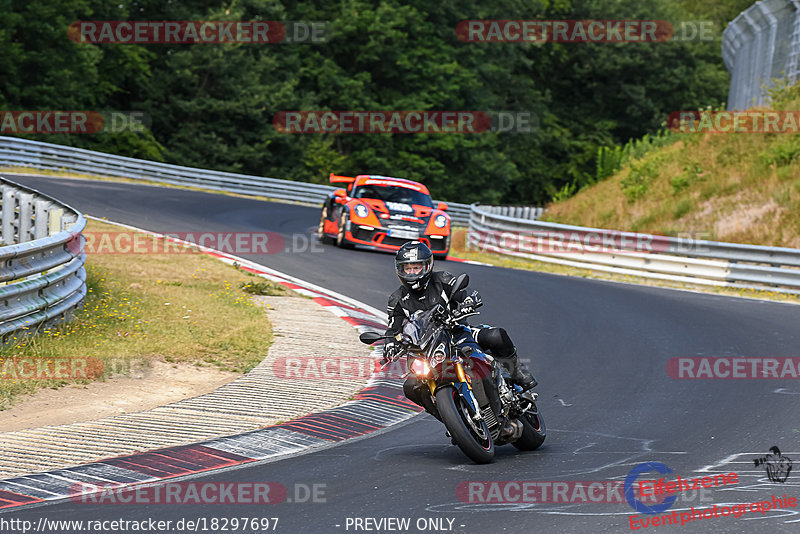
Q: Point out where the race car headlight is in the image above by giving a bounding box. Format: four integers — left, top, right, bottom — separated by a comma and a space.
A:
434, 214, 448, 228
354, 204, 369, 218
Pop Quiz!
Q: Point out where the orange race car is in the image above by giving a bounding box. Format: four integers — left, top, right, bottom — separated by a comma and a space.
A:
317, 173, 451, 258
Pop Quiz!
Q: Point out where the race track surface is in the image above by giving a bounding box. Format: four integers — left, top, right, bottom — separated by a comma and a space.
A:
3, 174, 800, 534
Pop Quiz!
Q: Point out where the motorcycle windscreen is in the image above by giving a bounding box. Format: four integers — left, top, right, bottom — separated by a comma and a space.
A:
402, 307, 440, 349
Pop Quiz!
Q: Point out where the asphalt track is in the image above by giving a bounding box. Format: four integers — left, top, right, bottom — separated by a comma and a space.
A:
3, 174, 800, 534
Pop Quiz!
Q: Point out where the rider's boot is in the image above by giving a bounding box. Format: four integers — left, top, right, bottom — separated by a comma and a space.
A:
497, 350, 537, 391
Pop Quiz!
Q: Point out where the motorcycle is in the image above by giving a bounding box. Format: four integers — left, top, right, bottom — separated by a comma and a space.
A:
359, 273, 545, 464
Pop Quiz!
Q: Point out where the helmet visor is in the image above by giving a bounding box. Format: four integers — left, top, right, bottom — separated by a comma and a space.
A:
396, 257, 433, 282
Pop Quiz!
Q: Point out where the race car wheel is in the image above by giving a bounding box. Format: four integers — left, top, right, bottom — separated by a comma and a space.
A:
318, 206, 333, 244
336, 212, 353, 248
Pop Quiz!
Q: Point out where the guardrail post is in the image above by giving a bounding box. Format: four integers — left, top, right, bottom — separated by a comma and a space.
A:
2, 186, 16, 246
18, 193, 33, 243
49, 208, 64, 236
34, 199, 50, 239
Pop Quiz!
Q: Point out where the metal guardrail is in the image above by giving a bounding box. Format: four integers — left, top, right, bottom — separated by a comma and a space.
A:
0, 176, 87, 338
469, 205, 800, 293
477, 205, 544, 220
0, 136, 473, 225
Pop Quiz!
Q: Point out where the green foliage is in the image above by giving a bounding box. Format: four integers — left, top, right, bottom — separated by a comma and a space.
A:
673, 198, 692, 219
595, 129, 681, 183
620, 160, 659, 202
240, 281, 286, 296
767, 78, 800, 110
552, 182, 577, 202
672, 0, 757, 29
1, 0, 734, 205
596, 145, 623, 182
671, 162, 703, 194
759, 140, 800, 167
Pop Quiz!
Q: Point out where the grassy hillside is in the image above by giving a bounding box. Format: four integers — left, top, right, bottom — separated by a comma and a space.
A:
543, 85, 800, 249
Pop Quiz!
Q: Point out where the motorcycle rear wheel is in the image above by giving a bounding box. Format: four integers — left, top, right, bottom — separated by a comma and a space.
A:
435, 387, 495, 464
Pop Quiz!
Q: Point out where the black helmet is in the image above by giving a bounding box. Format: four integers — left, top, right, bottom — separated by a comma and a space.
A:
395, 241, 434, 292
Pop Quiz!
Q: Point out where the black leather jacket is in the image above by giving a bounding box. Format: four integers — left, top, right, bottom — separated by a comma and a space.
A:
385, 270, 479, 336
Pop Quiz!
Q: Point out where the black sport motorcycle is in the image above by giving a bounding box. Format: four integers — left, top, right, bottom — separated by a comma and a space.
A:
359, 274, 545, 463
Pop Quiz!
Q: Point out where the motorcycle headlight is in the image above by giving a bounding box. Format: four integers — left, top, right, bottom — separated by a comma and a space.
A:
354, 204, 369, 218
410, 358, 432, 377
434, 214, 448, 228
431, 348, 446, 366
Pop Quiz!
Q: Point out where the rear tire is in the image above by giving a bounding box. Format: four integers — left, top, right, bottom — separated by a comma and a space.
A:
435, 387, 494, 463
513, 402, 546, 451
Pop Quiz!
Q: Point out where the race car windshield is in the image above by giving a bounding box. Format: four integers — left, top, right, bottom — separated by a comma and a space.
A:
352, 185, 433, 207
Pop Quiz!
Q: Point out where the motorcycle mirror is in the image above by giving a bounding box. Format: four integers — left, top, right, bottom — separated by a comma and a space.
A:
453, 273, 470, 293
359, 331, 385, 344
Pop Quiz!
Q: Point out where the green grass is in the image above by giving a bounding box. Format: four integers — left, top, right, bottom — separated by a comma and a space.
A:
240, 281, 288, 296
544, 83, 800, 249
0, 220, 277, 410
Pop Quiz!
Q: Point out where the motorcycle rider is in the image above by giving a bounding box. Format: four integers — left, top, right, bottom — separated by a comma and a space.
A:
384, 241, 537, 412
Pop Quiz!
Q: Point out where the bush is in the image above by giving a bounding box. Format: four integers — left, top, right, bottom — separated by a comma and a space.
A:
620, 160, 659, 202
595, 130, 680, 183
759, 140, 800, 167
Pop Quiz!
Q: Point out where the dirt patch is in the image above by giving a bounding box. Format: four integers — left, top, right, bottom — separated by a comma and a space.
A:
714, 199, 783, 240
1, 360, 240, 431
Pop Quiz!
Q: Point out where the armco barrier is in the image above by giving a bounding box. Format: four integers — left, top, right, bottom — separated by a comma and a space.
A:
0, 175, 87, 338
469, 204, 800, 293
0, 136, 472, 225
476, 205, 544, 220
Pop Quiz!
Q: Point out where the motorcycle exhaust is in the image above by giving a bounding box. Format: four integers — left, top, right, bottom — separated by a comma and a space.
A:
499, 419, 524, 441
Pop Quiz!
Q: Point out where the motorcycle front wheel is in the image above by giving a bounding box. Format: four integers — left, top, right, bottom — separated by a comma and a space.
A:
435, 386, 495, 464
513, 402, 546, 451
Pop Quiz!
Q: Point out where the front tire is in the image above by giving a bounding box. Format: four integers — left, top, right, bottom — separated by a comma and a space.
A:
318, 206, 333, 244
435, 387, 494, 463
336, 212, 353, 248
513, 402, 546, 451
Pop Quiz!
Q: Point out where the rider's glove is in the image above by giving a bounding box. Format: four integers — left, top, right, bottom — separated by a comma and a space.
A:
453, 303, 475, 321
381, 341, 400, 365
453, 290, 482, 320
